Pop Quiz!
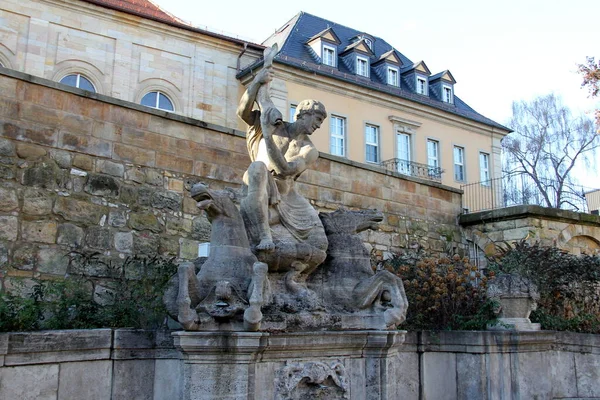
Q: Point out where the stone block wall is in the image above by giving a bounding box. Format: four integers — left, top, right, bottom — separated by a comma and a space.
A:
0, 69, 463, 290
460, 205, 600, 259
1, 329, 598, 399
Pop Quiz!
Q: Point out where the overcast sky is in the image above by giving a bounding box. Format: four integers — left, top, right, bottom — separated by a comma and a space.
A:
152, 0, 600, 183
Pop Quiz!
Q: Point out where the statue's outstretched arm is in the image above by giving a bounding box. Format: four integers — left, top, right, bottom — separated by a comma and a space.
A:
237, 69, 273, 125
267, 142, 318, 178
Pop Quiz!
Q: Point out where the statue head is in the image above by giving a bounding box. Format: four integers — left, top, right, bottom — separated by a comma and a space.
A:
295, 99, 327, 121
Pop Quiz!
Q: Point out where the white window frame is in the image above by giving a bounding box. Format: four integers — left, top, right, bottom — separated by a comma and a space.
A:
427, 139, 440, 169
60, 73, 97, 93
289, 104, 297, 122
356, 56, 369, 77
443, 85, 453, 103
454, 146, 466, 182
322, 44, 336, 67
479, 152, 490, 185
330, 115, 346, 157
365, 124, 380, 164
396, 132, 412, 175
387, 67, 399, 86
416, 76, 428, 95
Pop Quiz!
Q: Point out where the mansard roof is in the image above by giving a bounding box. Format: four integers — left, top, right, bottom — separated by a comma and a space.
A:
430, 70, 457, 84
243, 11, 508, 132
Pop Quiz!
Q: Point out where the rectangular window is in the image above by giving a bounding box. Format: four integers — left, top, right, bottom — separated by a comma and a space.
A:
289, 104, 297, 122
330, 115, 346, 157
427, 139, 439, 168
443, 86, 453, 103
454, 146, 465, 182
365, 124, 379, 163
323, 45, 336, 67
480, 152, 490, 184
416, 77, 427, 95
387, 67, 399, 86
356, 56, 369, 77
396, 133, 411, 175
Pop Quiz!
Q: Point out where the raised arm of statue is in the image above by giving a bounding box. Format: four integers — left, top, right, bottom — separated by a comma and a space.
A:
237, 68, 273, 126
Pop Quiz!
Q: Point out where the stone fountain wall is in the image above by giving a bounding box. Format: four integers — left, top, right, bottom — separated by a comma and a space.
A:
0, 69, 463, 291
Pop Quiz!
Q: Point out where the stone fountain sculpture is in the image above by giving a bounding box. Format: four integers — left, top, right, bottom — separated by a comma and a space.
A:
164, 44, 407, 332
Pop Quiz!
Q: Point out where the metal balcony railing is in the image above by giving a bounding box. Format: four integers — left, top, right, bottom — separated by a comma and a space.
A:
461, 172, 598, 214
380, 158, 444, 183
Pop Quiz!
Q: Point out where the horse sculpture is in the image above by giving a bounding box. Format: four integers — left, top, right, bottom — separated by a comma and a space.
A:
163, 183, 270, 331
314, 208, 408, 329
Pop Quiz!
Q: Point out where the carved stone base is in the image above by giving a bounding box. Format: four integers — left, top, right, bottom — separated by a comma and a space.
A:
487, 318, 541, 331
173, 330, 407, 400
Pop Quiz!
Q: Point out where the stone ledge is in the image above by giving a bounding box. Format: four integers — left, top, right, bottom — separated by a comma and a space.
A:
459, 205, 600, 227
417, 330, 558, 353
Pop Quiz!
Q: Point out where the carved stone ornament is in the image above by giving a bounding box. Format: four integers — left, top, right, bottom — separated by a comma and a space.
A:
486, 273, 541, 331
275, 360, 349, 400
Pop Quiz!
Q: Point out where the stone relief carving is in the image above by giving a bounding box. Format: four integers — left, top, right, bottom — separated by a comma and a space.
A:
163, 45, 409, 331
275, 360, 349, 400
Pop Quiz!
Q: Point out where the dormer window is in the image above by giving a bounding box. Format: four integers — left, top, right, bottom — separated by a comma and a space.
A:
363, 37, 372, 50
416, 76, 428, 95
387, 67, 399, 86
357, 56, 369, 77
443, 85, 453, 103
322, 45, 337, 67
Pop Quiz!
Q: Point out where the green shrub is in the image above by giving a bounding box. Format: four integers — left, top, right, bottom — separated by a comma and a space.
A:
487, 240, 600, 333
0, 253, 177, 332
385, 254, 496, 331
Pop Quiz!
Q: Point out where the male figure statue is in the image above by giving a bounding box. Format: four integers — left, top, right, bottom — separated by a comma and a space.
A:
237, 53, 328, 293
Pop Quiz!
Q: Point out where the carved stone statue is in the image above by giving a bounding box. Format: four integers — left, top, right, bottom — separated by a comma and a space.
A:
310, 208, 408, 329
237, 44, 328, 294
164, 46, 408, 332
163, 184, 270, 331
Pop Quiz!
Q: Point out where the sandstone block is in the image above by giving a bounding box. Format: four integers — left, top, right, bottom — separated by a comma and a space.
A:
168, 178, 184, 192
0, 164, 15, 179
49, 149, 72, 168
0, 187, 18, 211
96, 159, 124, 177
58, 361, 112, 400
129, 212, 161, 233
86, 227, 112, 250
133, 231, 159, 254
156, 152, 193, 174
22, 188, 53, 215
151, 190, 182, 211
159, 236, 179, 256
114, 231, 133, 253
37, 247, 69, 275
0, 138, 15, 156
72, 154, 93, 170
183, 196, 200, 215
108, 209, 127, 227
125, 166, 145, 183
21, 161, 61, 189
119, 185, 138, 204
54, 196, 106, 225
85, 173, 120, 198
0, 364, 59, 400
12, 244, 37, 270
179, 237, 200, 259
22, 220, 57, 244
144, 168, 163, 186
57, 223, 84, 248
16, 143, 47, 160
59, 132, 112, 158
113, 143, 155, 167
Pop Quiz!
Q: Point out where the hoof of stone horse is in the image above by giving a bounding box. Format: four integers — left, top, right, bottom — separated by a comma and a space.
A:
243, 306, 263, 331
384, 307, 405, 328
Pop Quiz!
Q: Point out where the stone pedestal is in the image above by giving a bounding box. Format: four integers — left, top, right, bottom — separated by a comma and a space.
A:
172, 330, 407, 400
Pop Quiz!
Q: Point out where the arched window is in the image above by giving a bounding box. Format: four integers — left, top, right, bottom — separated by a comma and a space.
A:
60, 73, 96, 92
141, 91, 174, 112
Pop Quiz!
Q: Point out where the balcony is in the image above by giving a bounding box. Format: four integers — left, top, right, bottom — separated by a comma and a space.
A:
380, 158, 444, 183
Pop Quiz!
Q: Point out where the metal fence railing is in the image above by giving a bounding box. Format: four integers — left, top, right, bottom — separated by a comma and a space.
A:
461, 172, 598, 214
380, 158, 444, 183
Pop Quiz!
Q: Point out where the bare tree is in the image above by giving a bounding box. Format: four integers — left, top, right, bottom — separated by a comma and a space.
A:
502, 94, 598, 210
